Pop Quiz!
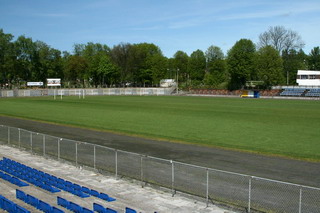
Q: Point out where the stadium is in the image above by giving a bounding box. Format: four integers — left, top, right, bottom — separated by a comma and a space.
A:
0, 69, 320, 213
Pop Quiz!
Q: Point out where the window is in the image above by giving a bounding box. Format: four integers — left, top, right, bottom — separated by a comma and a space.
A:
301, 75, 308, 79
309, 75, 316, 79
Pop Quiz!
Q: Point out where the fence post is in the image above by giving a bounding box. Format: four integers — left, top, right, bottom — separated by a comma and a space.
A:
206, 168, 209, 207
299, 186, 302, 213
171, 160, 175, 197
75, 142, 78, 167
43, 134, 45, 156
248, 176, 252, 213
93, 145, 96, 169
30, 132, 33, 153
140, 155, 144, 187
58, 138, 61, 160
115, 150, 118, 179
8, 127, 10, 144
18, 128, 21, 148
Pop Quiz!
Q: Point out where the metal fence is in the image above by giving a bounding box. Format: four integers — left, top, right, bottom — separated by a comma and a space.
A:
0, 125, 319, 212
0, 88, 176, 98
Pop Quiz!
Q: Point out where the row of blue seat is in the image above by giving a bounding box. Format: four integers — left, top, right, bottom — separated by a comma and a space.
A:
0, 194, 30, 213
16, 189, 64, 213
0, 170, 29, 187
1, 158, 139, 212
57, 197, 137, 213
57, 196, 95, 213
1, 158, 116, 201
0, 159, 60, 193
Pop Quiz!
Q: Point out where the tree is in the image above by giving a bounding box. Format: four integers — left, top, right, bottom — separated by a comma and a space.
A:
205, 45, 224, 63
255, 46, 284, 88
188, 50, 206, 84
227, 39, 256, 89
14, 35, 37, 83
258, 26, 304, 53
205, 59, 228, 88
97, 54, 119, 87
128, 43, 163, 86
308, 47, 320, 70
282, 49, 307, 85
204, 45, 227, 88
0, 29, 15, 88
110, 43, 132, 85
173, 51, 189, 87
64, 55, 88, 87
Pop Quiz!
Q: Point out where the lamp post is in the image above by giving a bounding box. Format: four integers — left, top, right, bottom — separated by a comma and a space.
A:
176, 68, 179, 94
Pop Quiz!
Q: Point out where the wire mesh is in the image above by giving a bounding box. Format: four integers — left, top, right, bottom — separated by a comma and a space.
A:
174, 162, 207, 198
251, 177, 300, 212
0, 125, 8, 144
31, 132, 44, 155
8, 127, 19, 146
117, 150, 141, 180
77, 142, 94, 168
20, 129, 31, 150
301, 186, 320, 213
95, 146, 116, 173
142, 156, 172, 188
208, 170, 249, 209
59, 138, 76, 162
43, 135, 59, 159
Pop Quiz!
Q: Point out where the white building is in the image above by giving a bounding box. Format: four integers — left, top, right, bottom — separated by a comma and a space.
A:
160, 79, 176, 87
296, 70, 320, 86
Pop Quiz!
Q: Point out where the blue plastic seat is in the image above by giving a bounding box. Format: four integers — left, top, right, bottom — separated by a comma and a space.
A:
2, 198, 15, 213
99, 193, 116, 202
93, 203, 106, 213
82, 207, 94, 213
125, 207, 137, 213
74, 190, 90, 198
16, 189, 27, 201
52, 206, 65, 213
26, 194, 39, 208
106, 208, 117, 213
69, 201, 82, 213
90, 189, 100, 197
0, 195, 3, 209
57, 196, 70, 210
38, 200, 52, 212
81, 186, 91, 194
15, 205, 30, 213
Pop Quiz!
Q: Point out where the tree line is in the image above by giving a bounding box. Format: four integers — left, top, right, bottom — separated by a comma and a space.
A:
1, 26, 320, 90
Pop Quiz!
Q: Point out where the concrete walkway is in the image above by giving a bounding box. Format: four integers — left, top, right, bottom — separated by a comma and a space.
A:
0, 144, 236, 213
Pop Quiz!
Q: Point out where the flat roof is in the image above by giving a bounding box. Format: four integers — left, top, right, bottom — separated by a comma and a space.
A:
297, 70, 320, 75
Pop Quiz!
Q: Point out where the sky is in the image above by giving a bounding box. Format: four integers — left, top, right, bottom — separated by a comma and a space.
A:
0, 0, 320, 57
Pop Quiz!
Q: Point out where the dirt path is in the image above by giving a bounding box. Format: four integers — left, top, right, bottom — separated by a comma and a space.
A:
1, 115, 319, 188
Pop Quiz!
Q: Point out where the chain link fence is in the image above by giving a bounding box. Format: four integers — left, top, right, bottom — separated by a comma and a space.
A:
0, 124, 319, 212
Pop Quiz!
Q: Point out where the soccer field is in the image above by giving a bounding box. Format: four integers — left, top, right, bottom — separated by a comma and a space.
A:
0, 95, 319, 161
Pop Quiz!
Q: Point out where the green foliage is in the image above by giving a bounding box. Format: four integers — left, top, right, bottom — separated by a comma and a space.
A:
255, 46, 284, 88
188, 50, 206, 81
227, 39, 256, 89
205, 59, 228, 88
0, 29, 15, 86
64, 55, 88, 87
1, 96, 320, 161
308, 47, 320, 70
1, 27, 319, 89
205, 45, 224, 62
282, 49, 307, 85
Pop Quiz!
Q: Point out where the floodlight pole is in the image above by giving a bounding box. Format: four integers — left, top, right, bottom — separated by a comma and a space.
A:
176, 68, 179, 94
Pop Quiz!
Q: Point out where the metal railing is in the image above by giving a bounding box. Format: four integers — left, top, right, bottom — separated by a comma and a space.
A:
0, 88, 176, 98
0, 125, 319, 212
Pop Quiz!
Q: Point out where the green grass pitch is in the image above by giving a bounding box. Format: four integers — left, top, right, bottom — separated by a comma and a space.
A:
0, 95, 319, 161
